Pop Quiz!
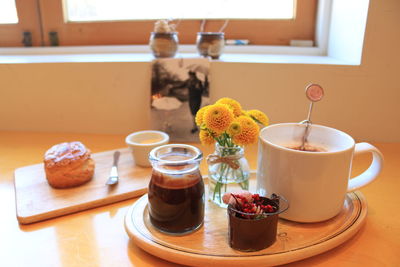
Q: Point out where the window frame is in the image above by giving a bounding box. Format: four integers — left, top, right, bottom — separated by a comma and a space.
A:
1, 0, 318, 47
0, 0, 43, 47
2, 0, 370, 67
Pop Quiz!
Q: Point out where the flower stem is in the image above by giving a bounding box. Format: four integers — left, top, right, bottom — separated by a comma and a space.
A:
210, 139, 249, 206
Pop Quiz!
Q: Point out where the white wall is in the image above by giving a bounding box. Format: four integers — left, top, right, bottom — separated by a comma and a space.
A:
328, 0, 370, 64
1, 0, 399, 142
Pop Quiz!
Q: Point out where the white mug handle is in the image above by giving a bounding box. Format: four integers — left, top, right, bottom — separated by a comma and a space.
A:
348, 142, 384, 192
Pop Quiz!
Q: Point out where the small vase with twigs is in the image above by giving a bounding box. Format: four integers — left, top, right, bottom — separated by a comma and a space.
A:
196, 20, 229, 59
150, 19, 179, 58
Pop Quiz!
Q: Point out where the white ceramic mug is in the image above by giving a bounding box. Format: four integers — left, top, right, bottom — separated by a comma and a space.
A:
256, 123, 384, 223
125, 130, 169, 167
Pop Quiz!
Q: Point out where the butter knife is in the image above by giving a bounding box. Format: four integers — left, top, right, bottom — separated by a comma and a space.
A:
106, 151, 120, 185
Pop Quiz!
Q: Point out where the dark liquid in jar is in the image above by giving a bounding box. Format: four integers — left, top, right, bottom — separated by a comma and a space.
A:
148, 168, 205, 234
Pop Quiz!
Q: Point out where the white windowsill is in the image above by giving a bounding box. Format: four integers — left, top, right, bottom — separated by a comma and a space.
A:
0, 44, 353, 65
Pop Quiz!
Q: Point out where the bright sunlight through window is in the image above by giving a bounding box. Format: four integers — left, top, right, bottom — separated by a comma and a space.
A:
0, 0, 18, 24
65, 0, 294, 22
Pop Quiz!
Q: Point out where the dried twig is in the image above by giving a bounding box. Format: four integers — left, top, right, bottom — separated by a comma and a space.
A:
219, 20, 229, 32
200, 19, 206, 32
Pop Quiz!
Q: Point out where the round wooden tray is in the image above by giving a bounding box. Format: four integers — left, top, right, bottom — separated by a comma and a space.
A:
125, 188, 367, 266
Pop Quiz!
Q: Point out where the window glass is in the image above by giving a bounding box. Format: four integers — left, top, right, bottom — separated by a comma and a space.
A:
65, 0, 294, 22
0, 0, 18, 23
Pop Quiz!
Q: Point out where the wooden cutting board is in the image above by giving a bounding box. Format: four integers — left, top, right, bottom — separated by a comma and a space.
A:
14, 148, 151, 224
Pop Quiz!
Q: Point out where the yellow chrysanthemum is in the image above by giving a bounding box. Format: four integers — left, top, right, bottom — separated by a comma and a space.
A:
232, 116, 259, 146
247, 109, 269, 126
227, 121, 241, 137
216, 97, 242, 117
199, 130, 216, 145
195, 105, 210, 126
203, 104, 234, 134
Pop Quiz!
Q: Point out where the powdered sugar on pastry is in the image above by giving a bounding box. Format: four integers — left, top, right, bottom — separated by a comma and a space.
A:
44, 141, 89, 168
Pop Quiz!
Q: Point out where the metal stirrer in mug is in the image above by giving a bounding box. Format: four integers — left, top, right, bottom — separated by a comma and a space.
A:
300, 84, 324, 150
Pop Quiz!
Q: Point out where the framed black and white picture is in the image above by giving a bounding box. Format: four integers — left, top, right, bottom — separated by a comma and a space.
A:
151, 57, 210, 142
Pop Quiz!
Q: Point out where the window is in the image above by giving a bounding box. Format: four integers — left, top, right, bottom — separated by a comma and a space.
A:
65, 0, 295, 21
0, 0, 318, 47
0, 0, 18, 23
0, 0, 42, 46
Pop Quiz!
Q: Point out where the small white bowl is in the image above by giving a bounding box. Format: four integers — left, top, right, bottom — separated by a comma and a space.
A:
125, 130, 169, 167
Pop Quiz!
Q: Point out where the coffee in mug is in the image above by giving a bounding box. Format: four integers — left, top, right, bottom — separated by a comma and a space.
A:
256, 123, 383, 223
285, 144, 326, 152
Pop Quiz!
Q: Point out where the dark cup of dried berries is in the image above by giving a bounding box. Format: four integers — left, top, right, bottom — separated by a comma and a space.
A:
227, 193, 288, 252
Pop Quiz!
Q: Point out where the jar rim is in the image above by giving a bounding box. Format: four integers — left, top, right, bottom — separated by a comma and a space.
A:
197, 32, 225, 35
149, 144, 203, 165
151, 32, 178, 35
215, 143, 243, 150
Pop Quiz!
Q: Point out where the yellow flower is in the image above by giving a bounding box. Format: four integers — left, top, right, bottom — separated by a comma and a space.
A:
199, 130, 216, 145
247, 109, 269, 126
241, 110, 248, 116
232, 116, 259, 146
216, 97, 242, 117
227, 121, 241, 137
195, 105, 210, 126
203, 104, 234, 134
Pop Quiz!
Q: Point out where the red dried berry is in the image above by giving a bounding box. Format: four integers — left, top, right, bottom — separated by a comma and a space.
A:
264, 205, 273, 213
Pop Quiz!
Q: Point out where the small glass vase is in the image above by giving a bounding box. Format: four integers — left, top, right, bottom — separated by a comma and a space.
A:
196, 32, 225, 59
207, 143, 250, 207
149, 32, 178, 58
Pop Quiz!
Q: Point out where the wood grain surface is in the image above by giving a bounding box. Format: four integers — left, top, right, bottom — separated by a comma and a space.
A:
2, 132, 398, 266
14, 148, 151, 224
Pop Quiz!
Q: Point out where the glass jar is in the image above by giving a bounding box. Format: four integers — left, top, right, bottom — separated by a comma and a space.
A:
228, 194, 289, 251
207, 143, 250, 207
196, 32, 225, 59
148, 144, 204, 235
149, 32, 178, 58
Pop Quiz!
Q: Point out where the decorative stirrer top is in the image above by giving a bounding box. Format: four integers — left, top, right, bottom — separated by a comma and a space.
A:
300, 84, 324, 150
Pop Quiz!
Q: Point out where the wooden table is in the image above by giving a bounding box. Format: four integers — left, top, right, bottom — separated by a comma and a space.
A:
0, 131, 399, 267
